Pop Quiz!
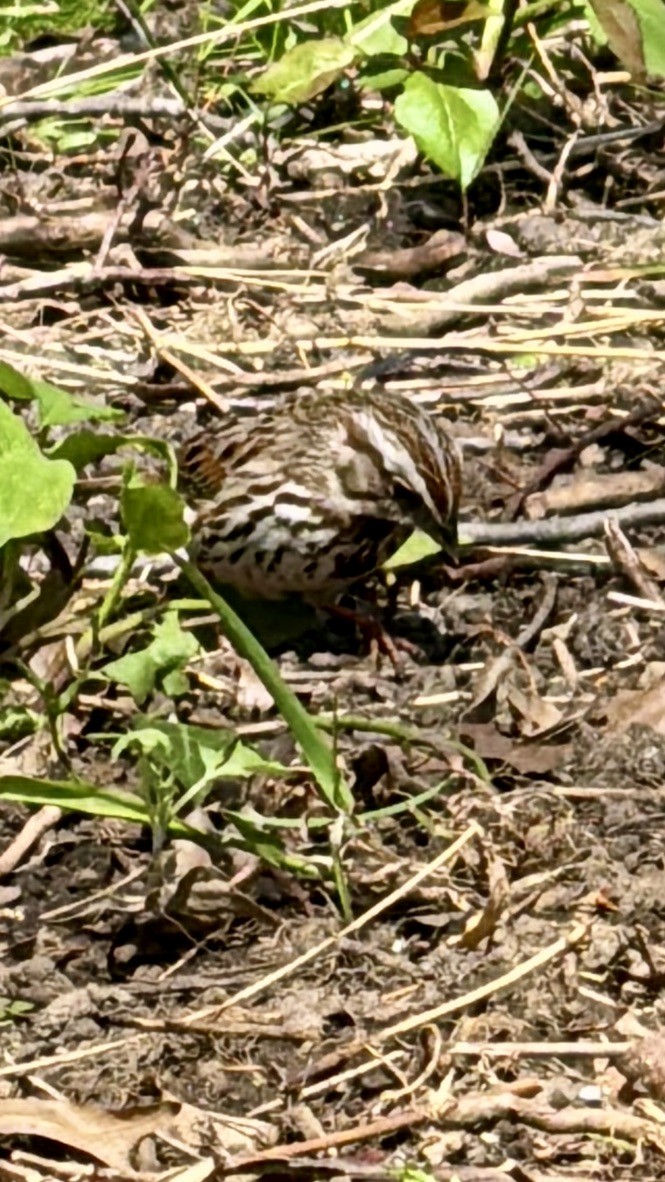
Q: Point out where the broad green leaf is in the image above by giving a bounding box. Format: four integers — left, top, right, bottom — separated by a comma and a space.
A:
394, 72, 500, 188
38, 381, 122, 427
51, 432, 178, 484
32, 120, 98, 152
48, 431, 124, 470
121, 475, 189, 554
252, 38, 357, 104
0, 402, 75, 548
347, 0, 411, 56
112, 717, 290, 799
0, 360, 122, 427
102, 612, 199, 705
357, 62, 410, 91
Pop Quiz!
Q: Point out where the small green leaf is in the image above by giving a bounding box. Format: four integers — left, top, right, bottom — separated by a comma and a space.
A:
347, 1, 411, 56
384, 528, 440, 569
162, 668, 190, 697
0, 402, 75, 548
0, 705, 40, 742
101, 652, 156, 706
51, 432, 178, 485
394, 72, 500, 188
252, 38, 357, 104
0, 360, 122, 427
112, 717, 290, 800
0, 997, 34, 1025
102, 612, 199, 704
33, 119, 98, 152
48, 431, 124, 470
120, 474, 189, 554
85, 525, 124, 555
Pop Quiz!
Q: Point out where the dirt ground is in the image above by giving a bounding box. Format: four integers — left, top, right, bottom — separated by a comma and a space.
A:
3, 15, 665, 1182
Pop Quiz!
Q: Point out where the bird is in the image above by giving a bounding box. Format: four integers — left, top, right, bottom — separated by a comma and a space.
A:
179, 387, 462, 602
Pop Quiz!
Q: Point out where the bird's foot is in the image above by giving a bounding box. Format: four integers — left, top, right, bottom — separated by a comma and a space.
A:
324, 601, 419, 670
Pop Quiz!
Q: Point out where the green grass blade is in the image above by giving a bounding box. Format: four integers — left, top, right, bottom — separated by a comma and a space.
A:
178, 559, 353, 813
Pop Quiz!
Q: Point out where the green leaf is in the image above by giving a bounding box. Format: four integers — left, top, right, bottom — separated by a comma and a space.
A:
0, 705, 40, 742
162, 668, 190, 697
102, 611, 199, 704
179, 559, 353, 814
0, 997, 34, 1025
346, 1, 411, 56
50, 431, 178, 483
0, 774, 150, 823
0, 360, 122, 427
394, 73, 500, 188
0, 773, 218, 850
32, 119, 98, 152
252, 38, 358, 104
85, 525, 124, 555
112, 717, 291, 809
384, 528, 440, 570
0, 402, 75, 548
357, 61, 410, 92
48, 431, 125, 470
226, 810, 322, 877
120, 474, 190, 554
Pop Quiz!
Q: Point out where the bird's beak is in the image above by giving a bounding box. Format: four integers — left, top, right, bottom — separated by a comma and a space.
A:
415, 508, 458, 562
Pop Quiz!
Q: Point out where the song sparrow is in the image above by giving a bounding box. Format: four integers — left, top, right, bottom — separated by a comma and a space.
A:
179, 387, 461, 600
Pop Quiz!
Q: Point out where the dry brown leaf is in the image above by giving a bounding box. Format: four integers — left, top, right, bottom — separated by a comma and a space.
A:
460, 721, 571, 773
0, 1097, 180, 1170
618, 1035, 665, 1101
606, 678, 665, 735
165, 1096, 277, 1156
0, 1092, 276, 1172
407, 0, 489, 38
462, 648, 518, 723
639, 548, 665, 581
505, 683, 563, 738
587, 0, 647, 80
451, 851, 509, 949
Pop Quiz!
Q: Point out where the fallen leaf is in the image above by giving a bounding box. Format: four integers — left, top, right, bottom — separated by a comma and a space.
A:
407, 0, 490, 38
606, 677, 665, 734
505, 683, 563, 738
587, 0, 647, 81
460, 722, 571, 773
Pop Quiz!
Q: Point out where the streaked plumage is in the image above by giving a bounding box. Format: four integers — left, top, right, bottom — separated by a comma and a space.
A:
179, 388, 461, 598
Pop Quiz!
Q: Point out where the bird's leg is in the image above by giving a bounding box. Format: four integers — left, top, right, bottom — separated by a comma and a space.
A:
323, 599, 420, 669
